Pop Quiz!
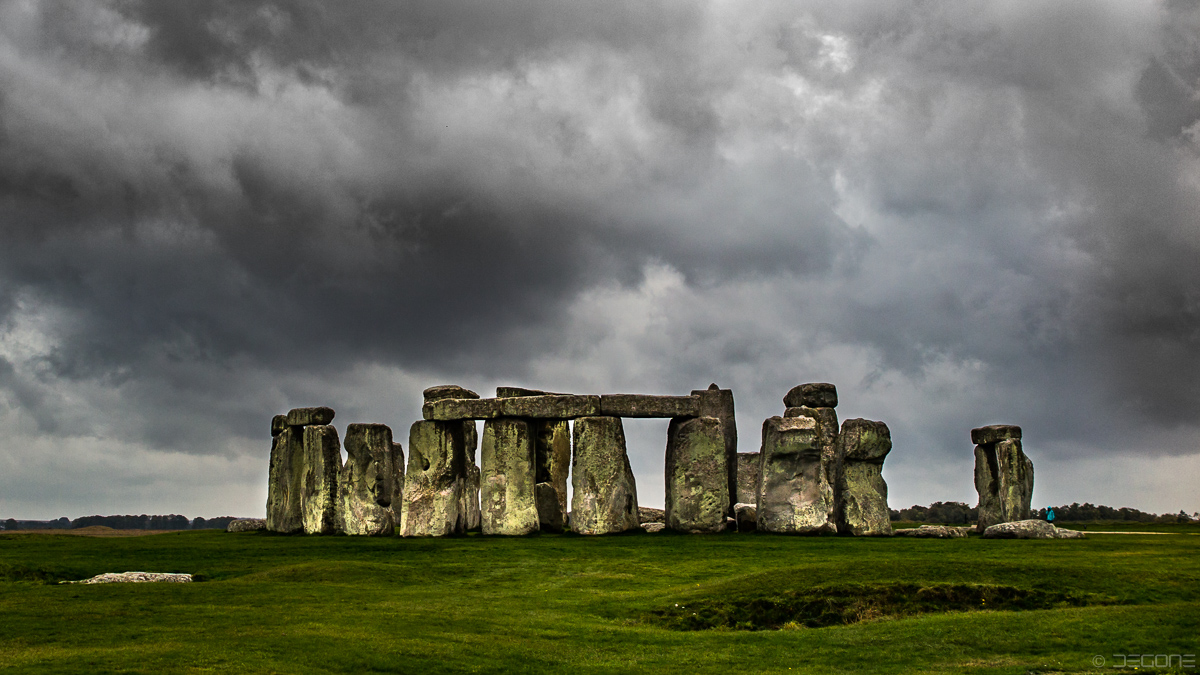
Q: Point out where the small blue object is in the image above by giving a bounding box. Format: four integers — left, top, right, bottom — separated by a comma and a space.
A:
1046, 508, 1056, 522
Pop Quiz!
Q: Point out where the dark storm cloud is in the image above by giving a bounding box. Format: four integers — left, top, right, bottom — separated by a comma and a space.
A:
1, 0, 1198, 517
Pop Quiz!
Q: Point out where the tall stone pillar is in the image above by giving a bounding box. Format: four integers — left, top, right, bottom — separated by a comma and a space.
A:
665, 416, 729, 533
783, 383, 840, 498
835, 419, 893, 536
735, 452, 761, 505
973, 425, 1033, 532
301, 424, 342, 535
757, 415, 836, 534
338, 423, 397, 536
691, 383, 737, 517
266, 415, 303, 533
462, 421, 482, 531
495, 387, 571, 532
480, 418, 539, 535
266, 407, 338, 534
570, 416, 640, 535
399, 420, 467, 537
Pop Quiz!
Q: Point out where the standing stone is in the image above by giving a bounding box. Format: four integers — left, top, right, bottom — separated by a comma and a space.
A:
399, 420, 466, 537
691, 384, 738, 517
266, 424, 304, 533
533, 420, 571, 530
271, 414, 288, 436
835, 419, 893, 536
389, 441, 406, 528
570, 416, 640, 535
665, 416, 729, 533
535, 483, 564, 532
462, 421, 482, 531
337, 423, 397, 536
757, 416, 836, 534
973, 425, 1033, 532
784, 405, 840, 499
301, 425, 341, 535
735, 452, 761, 505
480, 418, 539, 535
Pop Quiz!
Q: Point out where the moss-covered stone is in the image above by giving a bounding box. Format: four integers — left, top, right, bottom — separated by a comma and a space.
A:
462, 421, 481, 531
286, 406, 335, 427
300, 425, 341, 535
835, 418, 893, 536
783, 405, 840, 490
388, 441, 405, 528
757, 416, 836, 535
570, 416, 640, 535
480, 418, 539, 535
691, 384, 738, 518
974, 436, 1034, 532
665, 416, 729, 533
598, 394, 701, 418
783, 383, 838, 409
337, 423, 396, 536
535, 483, 564, 532
533, 420, 570, 531
399, 420, 466, 537
423, 384, 479, 402
265, 425, 304, 533
271, 414, 287, 436
735, 452, 761, 504
971, 424, 1021, 446
424, 395, 601, 421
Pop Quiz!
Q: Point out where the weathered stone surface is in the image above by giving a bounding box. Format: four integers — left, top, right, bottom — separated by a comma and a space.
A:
783, 405, 840, 490
286, 406, 335, 427
641, 522, 666, 532
266, 425, 304, 533
337, 423, 397, 536
974, 437, 1034, 532
665, 416, 729, 533
757, 416, 836, 534
893, 525, 969, 538
692, 384, 738, 517
424, 395, 601, 421
226, 518, 266, 533
981, 519, 1083, 539
638, 507, 665, 524
599, 394, 700, 418
496, 386, 564, 398
301, 425, 341, 535
533, 420, 570, 531
66, 572, 192, 584
536, 483, 564, 533
399, 420, 466, 537
480, 418, 539, 535
783, 383, 837, 409
735, 452, 761, 504
836, 418, 893, 536
423, 385, 479, 402
388, 441, 406, 527
734, 503, 757, 531
570, 416, 640, 535
971, 424, 1022, 446
462, 421, 481, 531
271, 415, 287, 436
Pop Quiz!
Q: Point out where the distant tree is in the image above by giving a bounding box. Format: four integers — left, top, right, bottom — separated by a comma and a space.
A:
2, 518, 18, 531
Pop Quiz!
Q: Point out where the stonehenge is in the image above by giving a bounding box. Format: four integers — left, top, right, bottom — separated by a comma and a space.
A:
260, 381, 1043, 542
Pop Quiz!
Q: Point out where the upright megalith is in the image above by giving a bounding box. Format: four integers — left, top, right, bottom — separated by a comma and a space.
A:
301, 424, 342, 535
757, 415, 836, 534
480, 418, 539, 535
665, 416, 729, 533
462, 421, 481, 531
497, 387, 570, 532
337, 423, 398, 536
399, 420, 467, 537
389, 441, 406, 526
570, 416, 640, 535
735, 453, 761, 504
691, 383, 738, 517
266, 415, 303, 533
972, 425, 1033, 532
835, 419, 893, 536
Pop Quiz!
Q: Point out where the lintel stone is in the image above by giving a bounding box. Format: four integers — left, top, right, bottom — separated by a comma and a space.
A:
287, 406, 335, 427
424, 395, 601, 421
598, 394, 700, 418
971, 424, 1022, 445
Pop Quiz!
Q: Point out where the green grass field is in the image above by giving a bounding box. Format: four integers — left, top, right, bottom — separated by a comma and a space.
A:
1, 526, 1197, 674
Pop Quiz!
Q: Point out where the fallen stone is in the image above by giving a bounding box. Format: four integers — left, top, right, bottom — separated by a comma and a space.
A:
480, 418, 539, 535
64, 572, 192, 584
536, 483, 564, 533
266, 425, 304, 533
301, 425, 342, 535
893, 525, 969, 539
981, 519, 1083, 539
423, 395, 601, 421
665, 416, 729, 533
691, 384, 738, 518
836, 418, 893, 536
783, 383, 837, 409
286, 406, 335, 427
423, 384, 480, 402
599, 394, 701, 418
533, 419, 570, 531
641, 522, 666, 533
226, 518, 266, 533
271, 414, 287, 436
337, 423, 397, 536
735, 452, 761, 505
974, 431, 1034, 532
462, 421, 481, 531
734, 503, 757, 532
757, 416, 836, 534
971, 424, 1022, 446
638, 507, 665, 524
570, 416, 640, 535
399, 420, 467, 537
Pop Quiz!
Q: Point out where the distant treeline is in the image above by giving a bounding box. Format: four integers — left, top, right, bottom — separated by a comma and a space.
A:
1, 515, 240, 531
890, 502, 1197, 524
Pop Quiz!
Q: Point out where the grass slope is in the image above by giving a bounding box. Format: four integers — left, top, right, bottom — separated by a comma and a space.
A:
0, 528, 1196, 674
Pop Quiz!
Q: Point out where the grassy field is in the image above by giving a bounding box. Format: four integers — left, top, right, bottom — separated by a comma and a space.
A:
0, 525, 1197, 674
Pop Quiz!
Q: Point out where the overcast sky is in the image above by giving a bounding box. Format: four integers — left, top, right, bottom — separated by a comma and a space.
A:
2, 1, 1198, 519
